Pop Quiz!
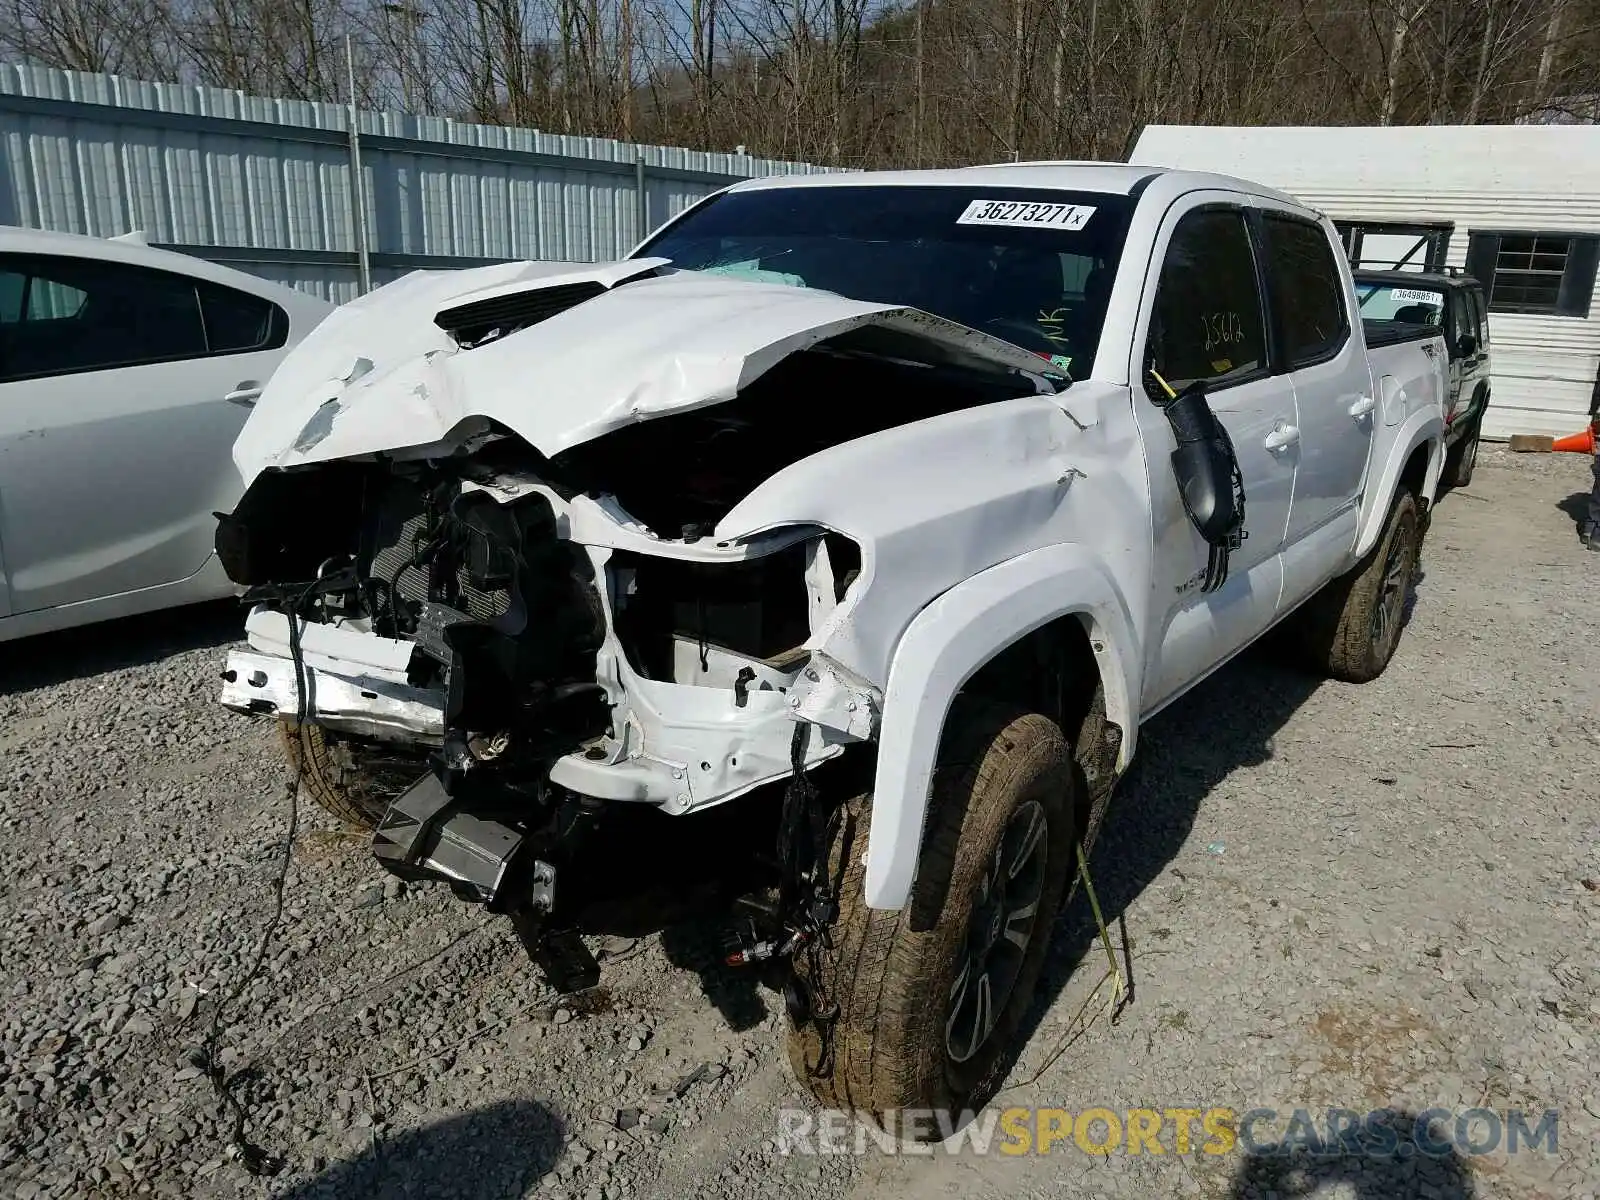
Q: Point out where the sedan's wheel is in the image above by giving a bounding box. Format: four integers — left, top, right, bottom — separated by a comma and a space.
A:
278, 721, 425, 828
786, 700, 1074, 1132
1303, 489, 1420, 683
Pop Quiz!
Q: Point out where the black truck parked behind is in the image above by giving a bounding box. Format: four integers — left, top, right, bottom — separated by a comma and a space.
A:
1354, 269, 1491, 488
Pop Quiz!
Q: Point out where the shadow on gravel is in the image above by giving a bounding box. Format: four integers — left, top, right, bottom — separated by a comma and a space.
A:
659, 918, 771, 1032
1226, 1108, 1476, 1199
0, 599, 243, 696
1555, 490, 1592, 537
1021, 640, 1325, 1055
279, 1099, 565, 1200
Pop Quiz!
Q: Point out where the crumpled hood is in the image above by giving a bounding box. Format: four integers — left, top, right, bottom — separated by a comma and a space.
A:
233, 258, 1053, 486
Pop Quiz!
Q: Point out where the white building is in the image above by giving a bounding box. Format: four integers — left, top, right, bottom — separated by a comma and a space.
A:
1130, 124, 1600, 440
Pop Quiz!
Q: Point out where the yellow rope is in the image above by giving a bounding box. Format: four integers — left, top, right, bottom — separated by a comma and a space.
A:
997, 843, 1131, 1095
1076, 841, 1127, 1015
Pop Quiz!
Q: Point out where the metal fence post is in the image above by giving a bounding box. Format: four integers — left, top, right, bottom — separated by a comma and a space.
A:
634, 154, 648, 248
346, 36, 373, 295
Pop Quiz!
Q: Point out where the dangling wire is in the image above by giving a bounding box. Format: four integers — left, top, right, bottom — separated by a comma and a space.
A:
195, 568, 329, 1177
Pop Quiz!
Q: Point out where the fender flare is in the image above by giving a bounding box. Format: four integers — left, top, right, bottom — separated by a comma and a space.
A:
862, 543, 1141, 911
1466, 381, 1491, 429
1354, 410, 1444, 559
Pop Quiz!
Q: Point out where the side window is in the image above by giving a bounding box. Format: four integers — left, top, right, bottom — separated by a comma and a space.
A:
1471, 288, 1490, 345
0, 255, 206, 383
0, 256, 282, 383
0, 270, 23, 322
1262, 214, 1349, 368
1447, 291, 1468, 347
0, 270, 86, 323
1145, 207, 1267, 394
198, 281, 286, 353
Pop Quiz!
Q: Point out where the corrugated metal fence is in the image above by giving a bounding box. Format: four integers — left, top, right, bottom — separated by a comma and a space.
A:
0, 64, 834, 302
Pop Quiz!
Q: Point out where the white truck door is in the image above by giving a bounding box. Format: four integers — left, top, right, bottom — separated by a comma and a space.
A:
0, 253, 265, 616
1132, 200, 1299, 712
1252, 205, 1374, 609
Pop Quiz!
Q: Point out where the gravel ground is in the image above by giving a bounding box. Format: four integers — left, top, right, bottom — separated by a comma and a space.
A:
1, 448, 1596, 1200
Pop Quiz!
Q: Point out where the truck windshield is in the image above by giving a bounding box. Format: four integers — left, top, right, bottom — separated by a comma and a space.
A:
1355, 281, 1446, 327
634, 185, 1134, 375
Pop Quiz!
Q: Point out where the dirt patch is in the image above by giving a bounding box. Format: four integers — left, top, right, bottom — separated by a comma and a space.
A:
1310, 1004, 1437, 1106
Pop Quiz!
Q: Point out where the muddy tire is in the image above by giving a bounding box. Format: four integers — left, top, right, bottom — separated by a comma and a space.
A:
278, 722, 423, 828
1442, 416, 1480, 489
786, 700, 1075, 1131
1303, 489, 1420, 684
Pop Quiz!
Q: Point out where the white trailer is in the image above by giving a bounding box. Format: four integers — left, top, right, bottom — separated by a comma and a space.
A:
1130, 123, 1600, 440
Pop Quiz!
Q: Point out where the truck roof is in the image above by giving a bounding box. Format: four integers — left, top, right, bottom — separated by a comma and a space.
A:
724, 162, 1308, 209
1352, 267, 1483, 291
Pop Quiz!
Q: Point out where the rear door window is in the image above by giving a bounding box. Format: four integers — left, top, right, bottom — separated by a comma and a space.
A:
1261, 215, 1349, 368
1145, 206, 1268, 393
198, 281, 286, 353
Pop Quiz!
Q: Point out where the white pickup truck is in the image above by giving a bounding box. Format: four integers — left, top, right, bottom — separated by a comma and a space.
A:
215, 163, 1445, 1130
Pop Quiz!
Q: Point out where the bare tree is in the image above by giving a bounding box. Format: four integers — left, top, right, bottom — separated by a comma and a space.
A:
6, 0, 1599, 169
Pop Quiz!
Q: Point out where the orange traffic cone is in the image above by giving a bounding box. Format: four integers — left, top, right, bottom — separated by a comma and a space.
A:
1551, 427, 1596, 454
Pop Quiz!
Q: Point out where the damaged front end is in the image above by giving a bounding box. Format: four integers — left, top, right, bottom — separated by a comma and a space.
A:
215, 262, 1049, 992
219, 445, 878, 989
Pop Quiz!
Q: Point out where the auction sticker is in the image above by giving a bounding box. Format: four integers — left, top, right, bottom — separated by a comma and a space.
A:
957, 199, 1095, 230
1389, 287, 1442, 303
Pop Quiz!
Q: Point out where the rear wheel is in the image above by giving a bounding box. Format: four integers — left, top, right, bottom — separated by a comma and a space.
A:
786, 700, 1074, 1130
278, 721, 424, 828
1302, 489, 1420, 683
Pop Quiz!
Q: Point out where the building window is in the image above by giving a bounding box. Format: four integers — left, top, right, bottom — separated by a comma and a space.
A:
1465, 231, 1600, 318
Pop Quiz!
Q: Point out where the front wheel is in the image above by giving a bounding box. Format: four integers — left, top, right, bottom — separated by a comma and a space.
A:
1301, 489, 1420, 683
786, 701, 1075, 1130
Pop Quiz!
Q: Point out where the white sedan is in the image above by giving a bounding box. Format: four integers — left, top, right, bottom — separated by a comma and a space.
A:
0, 228, 332, 642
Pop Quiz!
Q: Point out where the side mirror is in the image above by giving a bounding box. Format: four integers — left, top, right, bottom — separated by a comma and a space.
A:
1456, 334, 1477, 358
1163, 384, 1242, 544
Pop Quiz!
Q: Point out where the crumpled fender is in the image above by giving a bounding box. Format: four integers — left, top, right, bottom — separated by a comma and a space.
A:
1354, 406, 1443, 559
863, 542, 1141, 911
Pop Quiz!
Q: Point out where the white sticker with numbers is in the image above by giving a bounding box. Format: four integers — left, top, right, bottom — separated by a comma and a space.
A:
1389, 287, 1443, 304
956, 199, 1096, 231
